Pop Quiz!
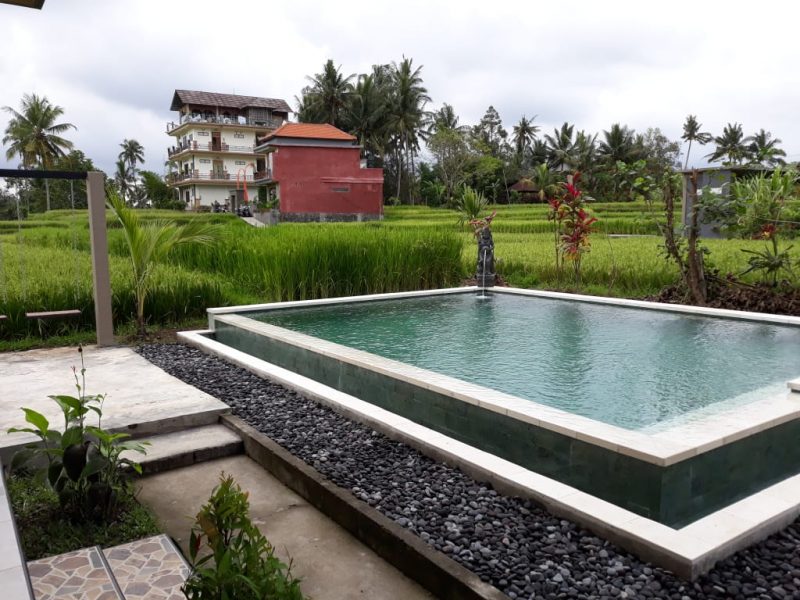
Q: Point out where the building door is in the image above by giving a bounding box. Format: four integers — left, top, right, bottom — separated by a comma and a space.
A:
212, 159, 224, 180
211, 131, 222, 151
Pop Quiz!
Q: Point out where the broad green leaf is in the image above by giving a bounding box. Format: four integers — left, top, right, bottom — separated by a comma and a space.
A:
82, 455, 107, 479
22, 409, 49, 434
61, 426, 84, 448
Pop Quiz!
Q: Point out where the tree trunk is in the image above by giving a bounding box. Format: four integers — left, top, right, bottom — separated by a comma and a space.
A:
685, 171, 707, 305
683, 139, 693, 170
137, 289, 147, 337
45, 179, 51, 212
395, 143, 403, 201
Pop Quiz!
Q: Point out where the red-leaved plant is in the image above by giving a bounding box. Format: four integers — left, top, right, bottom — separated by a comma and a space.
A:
559, 173, 597, 285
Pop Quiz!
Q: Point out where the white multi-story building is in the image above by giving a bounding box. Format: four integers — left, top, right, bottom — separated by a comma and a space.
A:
166, 90, 290, 209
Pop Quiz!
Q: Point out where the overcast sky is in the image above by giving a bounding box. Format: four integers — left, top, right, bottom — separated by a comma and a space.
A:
2, 0, 799, 175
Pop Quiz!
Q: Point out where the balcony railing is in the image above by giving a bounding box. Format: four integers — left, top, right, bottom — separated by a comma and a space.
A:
253, 169, 272, 182
168, 170, 258, 184
166, 115, 283, 133
167, 141, 255, 157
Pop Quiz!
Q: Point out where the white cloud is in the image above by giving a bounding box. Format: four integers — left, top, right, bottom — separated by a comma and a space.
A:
2, 0, 799, 174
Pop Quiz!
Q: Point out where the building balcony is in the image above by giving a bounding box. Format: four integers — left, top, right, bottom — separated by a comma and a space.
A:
253, 169, 273, 183
167, 170, 260, 185
167, 141, 256, 158
166, 115, 283, 133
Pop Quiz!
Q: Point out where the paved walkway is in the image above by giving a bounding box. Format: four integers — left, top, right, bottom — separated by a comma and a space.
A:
138, 455, 434, 600
0, 345, 227, 457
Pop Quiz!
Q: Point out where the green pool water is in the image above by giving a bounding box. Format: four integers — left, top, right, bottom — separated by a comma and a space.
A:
248, 292, 800, 430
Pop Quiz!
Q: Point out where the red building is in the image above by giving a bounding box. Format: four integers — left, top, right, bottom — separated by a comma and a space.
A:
254, 123, 384, 221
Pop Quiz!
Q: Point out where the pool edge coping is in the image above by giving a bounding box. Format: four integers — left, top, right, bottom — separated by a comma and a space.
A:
178, 329, 800, 580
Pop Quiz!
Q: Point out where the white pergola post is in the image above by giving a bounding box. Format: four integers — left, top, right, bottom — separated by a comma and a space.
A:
86, 171, 114, 346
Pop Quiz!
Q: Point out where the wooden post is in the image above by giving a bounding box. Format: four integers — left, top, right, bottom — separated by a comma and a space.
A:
86, 171, 115, 346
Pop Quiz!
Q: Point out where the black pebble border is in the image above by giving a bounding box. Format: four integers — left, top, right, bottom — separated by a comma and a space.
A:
138, 343, 800, 600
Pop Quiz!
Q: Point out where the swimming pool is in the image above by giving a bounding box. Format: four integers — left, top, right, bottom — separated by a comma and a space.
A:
199, 287, 800, 528
246, 292, 800, 430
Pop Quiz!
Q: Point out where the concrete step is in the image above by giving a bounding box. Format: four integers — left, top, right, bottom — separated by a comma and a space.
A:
126, 423, 243, 475
103, 534, 190, 600
28, 545, 124, 599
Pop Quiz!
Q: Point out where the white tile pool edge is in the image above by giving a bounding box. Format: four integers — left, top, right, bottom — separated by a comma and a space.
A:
209, 306, 800, 467
178, 329, 800, 579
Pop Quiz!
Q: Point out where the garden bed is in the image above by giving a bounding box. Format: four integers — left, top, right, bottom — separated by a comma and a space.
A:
650, 282, 800, 317
139, 343, 800, 600
7, 474, 160, 561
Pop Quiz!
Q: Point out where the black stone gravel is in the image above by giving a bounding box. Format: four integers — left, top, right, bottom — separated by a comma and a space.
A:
138, 343, 800, 600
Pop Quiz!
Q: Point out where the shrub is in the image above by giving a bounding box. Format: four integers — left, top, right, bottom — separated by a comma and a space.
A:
183, 474, 305, 600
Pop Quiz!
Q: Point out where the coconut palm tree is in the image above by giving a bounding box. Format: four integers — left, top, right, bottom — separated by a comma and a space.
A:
119, 139, 145, 175
300, 59, 355, 127
529, 139, 549, 166
107, 191, 217, 336
425, 103, 464, 136
598, 123, 638, 165
747, 129, 786, 167
114, 159, 132, 204
531, 162, 560, 202
2, 93, 76, 211
545, 123, 576, 171
681, 115, 712, 169
512, 115, 539, 158
706, 123, 749, 165
386, 57, 430, 202
345, 73, 388, 163
572, 130, 599, 174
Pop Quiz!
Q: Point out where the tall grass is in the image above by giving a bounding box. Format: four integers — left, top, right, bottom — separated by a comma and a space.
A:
171, 224, 465, 300
0, 215, 464, 338
0, 241, 228, 338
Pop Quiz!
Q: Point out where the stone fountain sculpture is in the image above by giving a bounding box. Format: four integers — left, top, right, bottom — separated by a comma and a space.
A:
476, 226, 496, 288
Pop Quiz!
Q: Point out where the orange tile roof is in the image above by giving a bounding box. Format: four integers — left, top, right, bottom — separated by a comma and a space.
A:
262, 123, 357, 143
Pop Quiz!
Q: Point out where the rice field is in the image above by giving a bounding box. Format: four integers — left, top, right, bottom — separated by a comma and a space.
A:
0, 201, 797, 340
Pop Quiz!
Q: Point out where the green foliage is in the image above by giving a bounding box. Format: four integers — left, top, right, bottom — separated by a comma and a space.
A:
728, 168, 800, 285
183, 474, 305, 600
729, 168, 798, 238
8, 473, 159, 560
7, 348, 148, 522
455, 186, 489, 226
140, 170, 182, 209
741, 244, 795, 286
107, 190, 219, 334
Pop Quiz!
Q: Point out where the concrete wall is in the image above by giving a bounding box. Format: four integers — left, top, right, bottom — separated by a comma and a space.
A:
272, 146, 383, 215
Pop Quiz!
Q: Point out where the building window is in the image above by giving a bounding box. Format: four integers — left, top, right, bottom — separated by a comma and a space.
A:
233, 132, 245, 139
332, 186, 350, 193
234, 160, 246, 166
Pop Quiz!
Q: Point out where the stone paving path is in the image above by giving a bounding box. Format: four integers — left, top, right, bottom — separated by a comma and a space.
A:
27, 535, 188, 600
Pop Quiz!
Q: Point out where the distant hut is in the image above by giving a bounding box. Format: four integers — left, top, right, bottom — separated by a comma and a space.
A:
509, 178, 541, 202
